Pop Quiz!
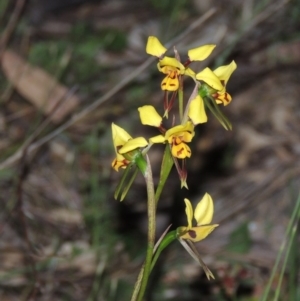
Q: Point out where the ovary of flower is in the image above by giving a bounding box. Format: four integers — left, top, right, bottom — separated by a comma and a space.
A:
138, 105, 162, 127
150, 121, 195, 159
146, 36, 216, 91
196, 61, 237, 105
111, 123, 148, 171
178, 193, 219, 242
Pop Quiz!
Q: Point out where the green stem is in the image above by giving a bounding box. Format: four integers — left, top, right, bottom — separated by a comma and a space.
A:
131, 155, 156, 301
274, 224, 298, 301
261, 193, 300, 301
130, 265, 144, 301
178, 87, 183, 122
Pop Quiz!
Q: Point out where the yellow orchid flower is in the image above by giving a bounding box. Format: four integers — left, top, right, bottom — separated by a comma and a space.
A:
212, 61, 237, 105
177, 193, 218, 242
138, 106, 198, 159
146, 36, 216, 91
111, 123, 148, 171
196, 61, 237, 106
157, 57, 185, 91
150, 121, 195, 159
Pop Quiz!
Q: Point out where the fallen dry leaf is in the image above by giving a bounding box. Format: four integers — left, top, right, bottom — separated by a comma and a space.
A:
1, 49, 80, 123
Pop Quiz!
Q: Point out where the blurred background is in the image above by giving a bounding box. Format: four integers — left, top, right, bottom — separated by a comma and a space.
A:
0, 0, 300, 300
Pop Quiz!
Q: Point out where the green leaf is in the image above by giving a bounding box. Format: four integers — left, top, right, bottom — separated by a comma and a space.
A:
120, 168, 139, 202
226, 222, 252, 253
150, 230, 177, 272
209, 95, 232, 130
198, 85, 232, 130
155, 145, 173, 203
114, 163, 138, 201
202, 96, 232, 130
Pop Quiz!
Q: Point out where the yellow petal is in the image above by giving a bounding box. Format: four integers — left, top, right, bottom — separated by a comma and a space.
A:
158, 57, 185, 74
188, 95, 207, 125
180, 224, 218, 242
181, 130, 194, 143
149, 135, 165, 144
171, 142, 191, 158
116, 152, 125, 161
161, 74, 179, 91
165, 121, 194, 141
146, 36, 167, 57
216, 91, 232, 106
194, 193, 214, 225
119, 137, 148, 154
213, 60, 237, 86
112, 157, 128, 171
188, 44, 216, 61
196, 68, 223, 91
112, 123, 132, 147
138, 105, 162, 127
184, 67, 196, 80
184, 198, 193, 229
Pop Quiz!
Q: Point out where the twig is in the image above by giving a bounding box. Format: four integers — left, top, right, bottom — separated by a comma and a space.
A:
10, 87, 78, 301
0, 0, 28, 57
0, 0, 29, 104
217, 163, 300, 224
15, 147, 39, 301
214, 0, 290, 63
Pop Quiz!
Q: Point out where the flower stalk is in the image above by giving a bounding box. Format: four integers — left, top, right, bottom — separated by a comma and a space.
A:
136, 155, 156, 301
111, 35, 237, 299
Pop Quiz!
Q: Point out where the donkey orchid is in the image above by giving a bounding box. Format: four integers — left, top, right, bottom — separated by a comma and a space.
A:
196, 61, 237, 105
111, 123, 148, 171
177, 193, 218, 242
146, 36, 216, 91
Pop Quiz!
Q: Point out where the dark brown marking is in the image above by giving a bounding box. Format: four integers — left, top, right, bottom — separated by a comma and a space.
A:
188, 230, 196, 239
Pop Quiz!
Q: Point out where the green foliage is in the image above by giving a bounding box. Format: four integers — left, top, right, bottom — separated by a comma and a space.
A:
80, 129, 101, 155
147, 0, 188, 38
28, 38, 100, 87
0, 72, 7, 95
0, 168, 15, 181
28, 40, 69, 73
227, 222, 252, 253
71, 22, 127, 52
82, 168, 114, 247
28, 22, 127, 91
98, 28, 127, 52
78, 130, 117, 248
125, 85, 149, 107
261, 193, 300, 301
148, 0, 187, 17
0, 0, 9, 19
